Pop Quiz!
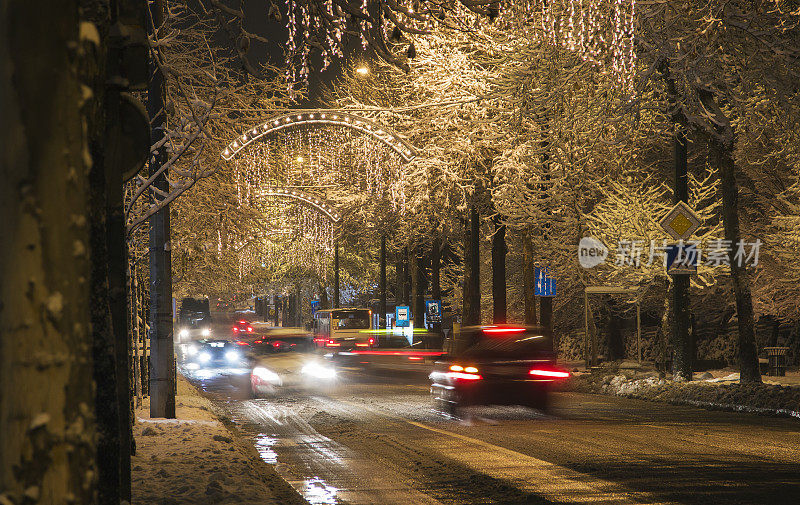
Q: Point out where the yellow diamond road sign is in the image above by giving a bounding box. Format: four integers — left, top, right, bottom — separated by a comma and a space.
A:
660, 201, 701, 240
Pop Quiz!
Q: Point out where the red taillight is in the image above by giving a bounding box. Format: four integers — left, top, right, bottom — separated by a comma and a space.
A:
447, 371, 482, 381
355, 343, 369, 347
368, 338, 375, 346
326, 339, 341, 347
235, 340, 249, 346
408, 356, 423, 361
246, 326, 253, 333
239, 320, 247, 324
254, 340, 262, 344
272, 341, 281, 348
483, 326, 526, 335
232, 327, 239, 332
529, 369, 570, 379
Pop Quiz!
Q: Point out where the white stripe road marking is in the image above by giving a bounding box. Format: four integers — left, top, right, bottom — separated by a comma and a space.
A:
405, 420, 675, 504
335, 399, 675, 505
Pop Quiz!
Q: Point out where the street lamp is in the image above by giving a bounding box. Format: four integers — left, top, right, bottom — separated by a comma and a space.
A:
355, 65, 369, 76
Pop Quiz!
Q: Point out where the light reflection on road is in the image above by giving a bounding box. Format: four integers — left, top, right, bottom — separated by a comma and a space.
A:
254, 433, 278, 464
303, 477, 339, 505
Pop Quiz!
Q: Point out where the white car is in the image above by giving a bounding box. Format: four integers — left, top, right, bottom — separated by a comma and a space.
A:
249, 346, 337, 397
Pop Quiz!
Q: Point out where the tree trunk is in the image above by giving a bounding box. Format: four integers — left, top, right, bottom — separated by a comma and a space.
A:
411, 247, 426, 328
295, 285, 302, 327
540, 296, 553, 350
105, 30, 132, 501
402, 247, 411, 305
395, 253, 403, 311
431, 238, 442, 300
273, 294, 280, 326
379, 235, 387, 328
713, 141, 762, 383
607, 304, 624, 361
491, 216, 507, 324
661, 61, 693, 382
1, 0, 96, 500
334, 240, 340, 308
462, 206, 481, 325
522, 232, 538, 325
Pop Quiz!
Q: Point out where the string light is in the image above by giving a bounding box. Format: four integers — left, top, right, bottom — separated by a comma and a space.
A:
509, 0, 637, 94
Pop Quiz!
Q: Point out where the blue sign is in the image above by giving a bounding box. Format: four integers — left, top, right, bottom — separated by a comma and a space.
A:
310, 300, 320, 316
425, 300, 442, 323
666, 243, 698, 275
395, 305, 411, 327
534, 266, 557, 297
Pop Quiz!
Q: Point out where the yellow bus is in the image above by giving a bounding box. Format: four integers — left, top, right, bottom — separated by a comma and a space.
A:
312, 308, 374, 350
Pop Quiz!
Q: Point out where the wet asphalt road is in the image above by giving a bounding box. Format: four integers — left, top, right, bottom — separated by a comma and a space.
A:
184, 366, 800, 505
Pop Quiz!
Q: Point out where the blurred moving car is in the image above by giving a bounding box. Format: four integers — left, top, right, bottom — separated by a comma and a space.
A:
250, 327, 311, 351
335, 330, 446, 373
249, 332, 336, 397
177, 297, 213, 343
429, 325, 569, 415
184, 339, 247, 369
231, 319, 255, 339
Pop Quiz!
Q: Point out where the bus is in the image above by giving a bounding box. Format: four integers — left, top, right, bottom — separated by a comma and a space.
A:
313, 308, 374, 350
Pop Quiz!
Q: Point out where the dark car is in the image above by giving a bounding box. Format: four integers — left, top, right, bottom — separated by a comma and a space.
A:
185, 339, 247, 369
231, 319, 254, 338
429, 325, 569, 415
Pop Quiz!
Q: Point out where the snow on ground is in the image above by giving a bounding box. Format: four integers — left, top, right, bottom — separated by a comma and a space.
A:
568, 363, 800, 420
132, 377, 308, 505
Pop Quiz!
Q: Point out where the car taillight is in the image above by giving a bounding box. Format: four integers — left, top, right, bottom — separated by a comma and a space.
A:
254, 340, 262, 344
326, 340, 340, 347
447, 371, 482, 381
246, 326, 253, 333
368, 338, 375, 346
232, 327, 239, 333
529, 369, 570, 379
235, 340, 249, 346
483, 326, 526, 335
272, 341, 281, 348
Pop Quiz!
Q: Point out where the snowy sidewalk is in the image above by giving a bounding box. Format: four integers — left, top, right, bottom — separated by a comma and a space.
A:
567, 362, 800, 420
132, 377, 307, 505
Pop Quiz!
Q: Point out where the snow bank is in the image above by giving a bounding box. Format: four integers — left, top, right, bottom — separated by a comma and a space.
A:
132, 376, 308, 505
569, 364, 800, 420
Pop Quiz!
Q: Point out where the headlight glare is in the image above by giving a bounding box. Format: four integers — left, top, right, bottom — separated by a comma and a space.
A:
252, 367, 280, 382
301, 362, 337, 380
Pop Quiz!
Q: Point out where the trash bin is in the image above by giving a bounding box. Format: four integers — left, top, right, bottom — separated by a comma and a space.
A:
764, 347, 789, 377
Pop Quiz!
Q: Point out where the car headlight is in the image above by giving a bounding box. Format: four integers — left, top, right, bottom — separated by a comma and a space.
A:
198, 351, 211, 363
252, 366, 280, 383
179, 329, 189, 338
187, 344, 198, 355
201, 328, 211, 337
301, 362, 337, 380
225, 350, 240, 362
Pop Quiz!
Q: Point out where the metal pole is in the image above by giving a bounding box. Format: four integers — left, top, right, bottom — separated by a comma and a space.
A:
584, 290, 589, 369
637, 301, 642, 363
148, 0, 175, 419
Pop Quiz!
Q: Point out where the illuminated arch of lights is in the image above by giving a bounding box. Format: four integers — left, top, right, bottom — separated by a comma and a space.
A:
256, 187, 341, 222
222, 110, 416, 163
